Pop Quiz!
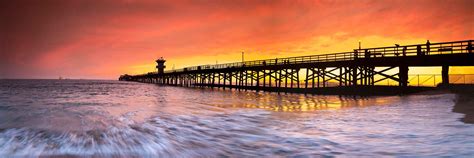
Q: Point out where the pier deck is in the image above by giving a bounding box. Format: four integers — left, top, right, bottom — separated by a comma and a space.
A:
120, 40, 474, 95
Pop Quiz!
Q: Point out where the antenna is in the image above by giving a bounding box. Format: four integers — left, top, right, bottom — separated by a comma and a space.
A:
358, 40, 361, 50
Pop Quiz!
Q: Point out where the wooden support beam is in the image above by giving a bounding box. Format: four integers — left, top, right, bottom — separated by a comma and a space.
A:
223, 73, 226, 90
296, 69, 300, 88
352, 66, 357, 86
399, 65, 409, 87
305, 68, 309, 89
255, 70, 260, 92
442, 65, 449, 85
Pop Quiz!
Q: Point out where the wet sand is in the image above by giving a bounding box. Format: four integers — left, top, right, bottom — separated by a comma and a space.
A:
453, 93, 474, 124
450, 85, 474, 124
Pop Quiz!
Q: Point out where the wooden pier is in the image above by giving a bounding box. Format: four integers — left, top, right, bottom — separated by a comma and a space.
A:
120, 40, 474, 95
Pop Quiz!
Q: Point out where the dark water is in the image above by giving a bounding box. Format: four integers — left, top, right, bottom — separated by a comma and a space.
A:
0, 80, 473, 157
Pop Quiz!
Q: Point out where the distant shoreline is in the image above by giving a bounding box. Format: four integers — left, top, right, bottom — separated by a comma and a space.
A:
0, 78, 114, 81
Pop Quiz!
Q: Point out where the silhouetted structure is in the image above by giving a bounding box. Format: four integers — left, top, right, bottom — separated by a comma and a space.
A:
119, 40, 474, 95
156, 57, 166, 75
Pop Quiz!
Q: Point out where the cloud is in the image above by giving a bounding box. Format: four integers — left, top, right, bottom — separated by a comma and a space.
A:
0, 0, 472, 79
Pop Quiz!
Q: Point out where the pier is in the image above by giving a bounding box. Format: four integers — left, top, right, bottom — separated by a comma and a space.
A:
120, 40, 474, 95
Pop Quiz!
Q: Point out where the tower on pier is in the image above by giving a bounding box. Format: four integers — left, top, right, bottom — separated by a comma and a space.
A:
156, 57, 166, 75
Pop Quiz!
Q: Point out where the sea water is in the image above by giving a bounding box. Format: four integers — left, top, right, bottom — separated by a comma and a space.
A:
0, 79, 473, 157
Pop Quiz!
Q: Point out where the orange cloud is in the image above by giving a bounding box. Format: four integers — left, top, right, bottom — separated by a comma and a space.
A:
0, 0, 472, 79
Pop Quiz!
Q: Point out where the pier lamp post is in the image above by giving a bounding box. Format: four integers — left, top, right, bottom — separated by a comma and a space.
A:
359, 40, 361, 50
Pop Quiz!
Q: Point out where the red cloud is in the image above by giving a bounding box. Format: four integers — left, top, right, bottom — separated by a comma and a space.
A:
0, 0, 472, 79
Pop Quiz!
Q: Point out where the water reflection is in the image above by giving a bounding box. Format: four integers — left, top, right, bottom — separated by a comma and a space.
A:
193, 88, 398, 112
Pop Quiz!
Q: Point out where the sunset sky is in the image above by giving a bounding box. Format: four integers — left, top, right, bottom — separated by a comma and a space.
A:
1, 0, 472, 79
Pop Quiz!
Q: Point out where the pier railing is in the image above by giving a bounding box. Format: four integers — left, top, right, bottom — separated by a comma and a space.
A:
147, 40, 472, 75
407, 74, 474, 87
255, 74, 474, 87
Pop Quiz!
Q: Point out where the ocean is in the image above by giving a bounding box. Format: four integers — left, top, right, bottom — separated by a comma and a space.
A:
0, 79, 473, 157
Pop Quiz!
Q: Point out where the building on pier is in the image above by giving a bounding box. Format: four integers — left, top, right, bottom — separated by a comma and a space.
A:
156, 57, 166, 75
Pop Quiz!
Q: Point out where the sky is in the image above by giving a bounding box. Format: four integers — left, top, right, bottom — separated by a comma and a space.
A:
0, 0, 472, 79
